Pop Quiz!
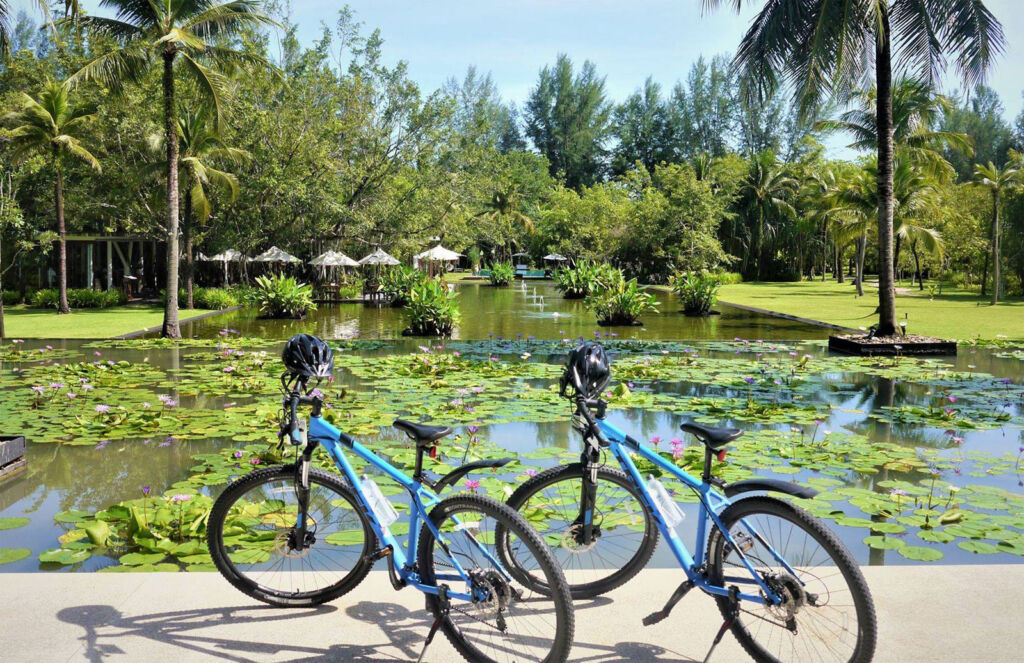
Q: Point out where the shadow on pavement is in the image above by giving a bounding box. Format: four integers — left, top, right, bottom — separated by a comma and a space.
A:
56, 597, 700, 663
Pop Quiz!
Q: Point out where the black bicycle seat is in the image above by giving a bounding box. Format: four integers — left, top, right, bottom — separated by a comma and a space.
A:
679, 422, 743, 450
393, 419, 453, 444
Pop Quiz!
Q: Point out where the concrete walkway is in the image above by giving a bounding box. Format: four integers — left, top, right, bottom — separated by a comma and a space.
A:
1, 565, 1015, 662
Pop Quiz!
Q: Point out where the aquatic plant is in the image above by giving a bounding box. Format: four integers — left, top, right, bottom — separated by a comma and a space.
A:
670, 271, 721, 316
248, 274, 316, 319
403, 278, 460, 336
584, 271, 658, 325
488, 262, 515, 287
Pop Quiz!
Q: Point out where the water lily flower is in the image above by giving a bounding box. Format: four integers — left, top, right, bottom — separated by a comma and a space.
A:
82, 384, 93, 391
49, 382, 64, 389
250, 458, 261, 465
525, 469, 538, 477
142, 486, 151, 496
234, 451, 244, 458
467, 425, 479, 434
142, 402, 151, 409
66, 392, 76, 399
464, 479, 480, 490
223, 366, 235, 373
163, 399, 178, 408
452, 350, 461, 357
743, 377, 756, 385
948, 395, 957, 404
45, 345, 53, 350
94, 404, 111, 413
31, 385, 45, 394
170, 494, 192, 503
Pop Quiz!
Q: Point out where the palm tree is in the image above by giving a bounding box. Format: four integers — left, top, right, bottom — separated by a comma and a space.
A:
476, 181, 536, 261
153, 109, 249, 308
705, 0, 1005, 337
5, 79, 101, 314
816, 78, 972, 181
971, 161, 1021, 305
67, 1, 277, 337
739, 153, 796, 280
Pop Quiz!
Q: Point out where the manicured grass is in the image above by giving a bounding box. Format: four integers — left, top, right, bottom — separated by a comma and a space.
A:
717, 280, 1024, 341
1, 304, 217, 339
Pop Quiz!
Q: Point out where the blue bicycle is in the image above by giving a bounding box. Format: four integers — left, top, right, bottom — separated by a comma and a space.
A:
498, 342, 877, 663
207, 335, 575, 663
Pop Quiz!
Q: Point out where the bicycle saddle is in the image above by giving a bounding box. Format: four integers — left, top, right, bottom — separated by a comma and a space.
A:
679, 422, 742, 450
393, 419, 453, 444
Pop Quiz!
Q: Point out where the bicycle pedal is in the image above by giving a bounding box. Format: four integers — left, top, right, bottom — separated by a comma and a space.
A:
371, 546, 393, 560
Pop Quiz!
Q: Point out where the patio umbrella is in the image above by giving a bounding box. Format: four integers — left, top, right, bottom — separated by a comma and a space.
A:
414, 244, 461, 262
196, 251, 211, 261
209, 248, 248, 285
358, 248, 400, 266
310, 250, 360, 282
252, 246, 301, 263
543, 253, 568, 262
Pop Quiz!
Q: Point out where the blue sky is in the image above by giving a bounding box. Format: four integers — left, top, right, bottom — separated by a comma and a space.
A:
20, 1, 1024, 146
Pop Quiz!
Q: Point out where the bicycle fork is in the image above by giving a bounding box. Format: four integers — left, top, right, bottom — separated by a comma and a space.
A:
576, 445, 601, 545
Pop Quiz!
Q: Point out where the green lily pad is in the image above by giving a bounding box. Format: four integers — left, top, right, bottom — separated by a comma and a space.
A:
0, 548, 31, 564
958, 540, 1000, 555
0, 517, 30, 530
863, 535, 905, 550
897, 546, 944, 562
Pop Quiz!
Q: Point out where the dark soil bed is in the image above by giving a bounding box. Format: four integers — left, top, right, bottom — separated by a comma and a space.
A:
829, 333, 957, 356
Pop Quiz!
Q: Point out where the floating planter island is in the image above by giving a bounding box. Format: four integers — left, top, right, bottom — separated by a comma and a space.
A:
828, 333, 957, 356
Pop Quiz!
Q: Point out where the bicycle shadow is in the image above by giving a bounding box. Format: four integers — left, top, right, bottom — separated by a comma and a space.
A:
56, 596, 700, 663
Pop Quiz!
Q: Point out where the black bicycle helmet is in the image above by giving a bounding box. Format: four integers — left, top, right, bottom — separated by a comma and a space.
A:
282, 334, 334, 379
560, 341, 611, 399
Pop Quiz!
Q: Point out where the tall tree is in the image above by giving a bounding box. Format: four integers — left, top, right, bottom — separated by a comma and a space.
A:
705, 0, 1005, 337
0, 0, 48, 58
5, 79, 101, 314
524, 54, 611, 189
174, 109, 248, 309
971, 161, 1021, 304
611, 77, 672, 175
738, 153, 797, 280
68, 0, 277, 338
942, 85, 1015, 180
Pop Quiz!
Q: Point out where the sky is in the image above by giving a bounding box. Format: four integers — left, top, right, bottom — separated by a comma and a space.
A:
17, 0, 1024, 151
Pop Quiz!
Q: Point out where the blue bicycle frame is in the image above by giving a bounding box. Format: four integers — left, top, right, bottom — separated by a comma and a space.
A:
306, 413, 506, 604
591, 418, 796, 607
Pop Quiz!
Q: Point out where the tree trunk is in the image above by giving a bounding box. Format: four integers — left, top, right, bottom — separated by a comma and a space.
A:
856, 231, 867, 297
911, 242, 923, 290
836, 244, 845, 283
161, 51, 181, 338
183, 183, 194, 309
990, 189, 1000, 305
0, 227, 5, 339
55, 161, 70, 314
873, 9, 898, 336
980, 249, 989, 297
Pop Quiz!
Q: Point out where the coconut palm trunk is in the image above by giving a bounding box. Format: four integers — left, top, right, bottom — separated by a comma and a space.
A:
162, 51, 181, 338
989, 188, 1000, 305
54, 159, 70, 314
874, 8, 898, 336
183, 181, 194, 309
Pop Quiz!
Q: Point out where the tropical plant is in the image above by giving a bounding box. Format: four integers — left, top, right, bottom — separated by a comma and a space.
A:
739, 153, 797, 280
69, 0, 278, 337
488, 262, 515, 287
670, 271, 721, 316
403, 278, 460, 336
706, 0, 1005, 336
585, 270, 658, 326
31, 288, 126, 309
552, 260, 618, 299
379, 265, 426, 307
183, 287, 236, 310
970, 160, 1021, 304
5, 79, 101, 314
170, 109, 248, 309
250, 274, 315, 319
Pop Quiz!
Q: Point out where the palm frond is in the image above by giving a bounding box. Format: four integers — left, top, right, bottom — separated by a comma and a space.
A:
65, 43, 152, 90
179, 53, 229, 127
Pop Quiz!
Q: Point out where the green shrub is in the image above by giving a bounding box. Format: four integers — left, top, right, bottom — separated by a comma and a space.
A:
714, 271, 743, 285
488, 262, 515, 287
250, 274, 316, 319
30, 288, 126, 309
585, 270, 658, 325
553, 260, 618, 299
190, 287, 237, 310
336, 280, 363, 300
2, 290, 24, 306
380, 265, 426, 306
670, 271, 721, 316
403, 278, 460, 336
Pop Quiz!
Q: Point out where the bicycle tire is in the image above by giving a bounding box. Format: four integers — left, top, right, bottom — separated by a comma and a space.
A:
706, 496, 877, 663
497, 462, 658, 599
208, 465, 377, 607
418, 492, 575, 663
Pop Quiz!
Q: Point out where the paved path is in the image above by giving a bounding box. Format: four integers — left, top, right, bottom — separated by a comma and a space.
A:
1, 565, 1015, 662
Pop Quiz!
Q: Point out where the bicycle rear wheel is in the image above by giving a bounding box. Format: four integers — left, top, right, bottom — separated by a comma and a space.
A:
418, 492, 575, 663
706, 496, 877, 663
207, 465, 377, 607
497, 463, 658, 599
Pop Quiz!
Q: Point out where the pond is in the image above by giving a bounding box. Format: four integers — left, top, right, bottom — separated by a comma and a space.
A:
176, 281, 828, 340
2, 335, 1023, 573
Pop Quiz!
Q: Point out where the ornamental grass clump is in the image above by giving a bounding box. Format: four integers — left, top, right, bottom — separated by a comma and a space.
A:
403, 278, 460, 336
585, 269, 658, 326
249, 274, 316, 319
670, 271, 721, 316
488, 262, 515, 287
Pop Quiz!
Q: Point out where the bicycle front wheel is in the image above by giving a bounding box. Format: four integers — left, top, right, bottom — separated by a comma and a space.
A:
418, 492, 575, 663
498, 463, 658, 599
207, 465, 377, 607
706, 496, 877, 663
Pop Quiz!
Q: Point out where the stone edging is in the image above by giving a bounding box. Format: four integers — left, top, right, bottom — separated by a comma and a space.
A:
115, 305, 242, 339
717, 299, 860, 333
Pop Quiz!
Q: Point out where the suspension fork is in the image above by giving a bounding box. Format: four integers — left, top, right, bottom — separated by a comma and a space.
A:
292, 442, 318, 551
577, 442, 601, 544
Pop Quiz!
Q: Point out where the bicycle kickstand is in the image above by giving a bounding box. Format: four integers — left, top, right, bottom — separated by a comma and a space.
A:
417, 585, 449, 663
702, 586, 739, 663
642, 579, 694, 626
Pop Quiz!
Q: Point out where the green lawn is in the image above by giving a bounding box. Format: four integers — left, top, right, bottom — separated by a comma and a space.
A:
2, 305, 216, 339
717, 280, 1024, 340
